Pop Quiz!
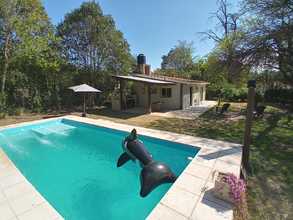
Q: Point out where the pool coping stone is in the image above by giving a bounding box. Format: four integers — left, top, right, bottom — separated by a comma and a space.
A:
0, 115, 242, 220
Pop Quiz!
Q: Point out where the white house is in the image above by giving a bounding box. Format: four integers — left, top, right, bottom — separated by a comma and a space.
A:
112, 55, 209, 113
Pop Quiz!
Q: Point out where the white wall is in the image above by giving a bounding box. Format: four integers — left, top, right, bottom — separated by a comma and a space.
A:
133, 82, 207, 110
157, 84, 181, 110
133, 83, 181, 110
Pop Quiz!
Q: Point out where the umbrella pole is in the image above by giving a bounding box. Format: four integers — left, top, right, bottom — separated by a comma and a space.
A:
82, 93, 86, 117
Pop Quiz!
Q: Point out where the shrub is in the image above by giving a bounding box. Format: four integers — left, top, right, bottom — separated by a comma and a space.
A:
6, 106, 25, 116
14, 107, 24, 116
222, 87, 247, 102
264, 89, 293, 105
0, 93, 7, 116
0, 112, 6, 119
207, 84, 248, 102
8, 107, 16, 116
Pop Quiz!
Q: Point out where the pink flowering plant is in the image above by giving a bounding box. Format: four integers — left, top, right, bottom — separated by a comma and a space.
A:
221, 173, 246, 204
213, 172, 246, 205
213, 172, 248, 219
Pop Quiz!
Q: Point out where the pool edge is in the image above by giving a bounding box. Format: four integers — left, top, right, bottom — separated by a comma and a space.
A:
0, 148, 64, 220
0, 115, 242, 220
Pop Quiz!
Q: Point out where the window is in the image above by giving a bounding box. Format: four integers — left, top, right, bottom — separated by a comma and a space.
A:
161, 88, 172, 98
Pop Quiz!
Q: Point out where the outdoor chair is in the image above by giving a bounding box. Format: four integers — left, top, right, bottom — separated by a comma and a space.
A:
254, 105, 266, 118
220, 103, 231, 114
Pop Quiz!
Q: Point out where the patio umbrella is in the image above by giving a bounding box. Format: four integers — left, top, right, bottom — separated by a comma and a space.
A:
69, 84, 101, 117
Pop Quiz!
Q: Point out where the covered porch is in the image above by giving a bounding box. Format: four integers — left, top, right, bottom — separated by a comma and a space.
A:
112, 75, 176, 113
116, 100, 217, 120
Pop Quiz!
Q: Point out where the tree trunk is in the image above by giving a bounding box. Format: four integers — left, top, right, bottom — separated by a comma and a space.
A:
1, 32, 11, 94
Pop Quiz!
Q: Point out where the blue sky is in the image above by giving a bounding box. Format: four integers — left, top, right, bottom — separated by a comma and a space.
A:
42, 0, 239, 69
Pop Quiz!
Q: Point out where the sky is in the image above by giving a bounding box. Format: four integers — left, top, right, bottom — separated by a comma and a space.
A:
42, 0, 240, 69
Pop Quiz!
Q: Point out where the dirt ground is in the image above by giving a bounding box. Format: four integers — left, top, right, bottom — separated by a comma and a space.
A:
0, 103, 247, 128
0, 114, 46, 127
0, 110, 162, 128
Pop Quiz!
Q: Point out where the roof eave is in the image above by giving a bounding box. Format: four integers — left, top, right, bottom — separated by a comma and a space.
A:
112, 75, 176, 85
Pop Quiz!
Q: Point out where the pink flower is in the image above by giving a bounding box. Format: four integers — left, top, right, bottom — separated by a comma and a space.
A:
222, 173, 246, 203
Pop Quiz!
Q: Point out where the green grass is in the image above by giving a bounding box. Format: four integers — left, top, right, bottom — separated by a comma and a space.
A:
1, 105, 291, 219
146, 105, 293, 220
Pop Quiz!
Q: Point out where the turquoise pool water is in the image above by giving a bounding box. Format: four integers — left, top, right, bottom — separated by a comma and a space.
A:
0, 119, 199, 220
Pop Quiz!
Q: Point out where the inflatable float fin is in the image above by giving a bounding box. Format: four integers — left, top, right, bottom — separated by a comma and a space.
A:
117, 152, 132, 167
140, 161, 177, 197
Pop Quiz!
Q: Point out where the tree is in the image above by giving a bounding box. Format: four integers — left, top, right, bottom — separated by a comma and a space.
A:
0, 0, 61, 110
203, 0, 241, 42
0, 0, 16, 95
161, 41, 194, 71
202, 0, 248, 84
57, 2, 134, 96
242, 0, 293, 86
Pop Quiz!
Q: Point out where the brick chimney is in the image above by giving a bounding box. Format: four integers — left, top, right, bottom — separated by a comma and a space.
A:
145, 65, 151, 75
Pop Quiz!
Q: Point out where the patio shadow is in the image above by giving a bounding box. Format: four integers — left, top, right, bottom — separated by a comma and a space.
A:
199, 147, 241, 160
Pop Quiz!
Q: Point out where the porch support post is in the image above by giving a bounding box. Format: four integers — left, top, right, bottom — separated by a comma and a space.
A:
180, 83, 183, 109
82, 93, 86, 117
147, 84, 152, 113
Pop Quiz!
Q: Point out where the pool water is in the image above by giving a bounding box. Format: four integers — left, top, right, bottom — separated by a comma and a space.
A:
0, 119, 199, 220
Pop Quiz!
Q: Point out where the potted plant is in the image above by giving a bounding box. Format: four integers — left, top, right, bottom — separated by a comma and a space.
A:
213, 172, 246, 204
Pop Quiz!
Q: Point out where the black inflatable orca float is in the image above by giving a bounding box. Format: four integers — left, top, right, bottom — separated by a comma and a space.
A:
117, 129, 177, 197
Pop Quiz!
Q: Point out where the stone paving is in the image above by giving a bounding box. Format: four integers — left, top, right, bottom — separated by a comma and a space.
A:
0, 115, 242, 220
151, 101, 217, 119
0, 149, 63, 220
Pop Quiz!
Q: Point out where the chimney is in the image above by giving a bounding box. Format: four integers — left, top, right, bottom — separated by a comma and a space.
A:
138, 64, 146, 74
145, 65, 151, 75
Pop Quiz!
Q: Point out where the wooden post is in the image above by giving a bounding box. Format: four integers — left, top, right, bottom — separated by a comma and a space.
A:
147, 84, 152, 113
242, 80, 256, 175
119, 80, 124, 110
180, 84, 183, 109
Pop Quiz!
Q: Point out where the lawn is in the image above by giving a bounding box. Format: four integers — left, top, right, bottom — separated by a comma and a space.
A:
146, 104, 293, 220
0, 104, 292, 220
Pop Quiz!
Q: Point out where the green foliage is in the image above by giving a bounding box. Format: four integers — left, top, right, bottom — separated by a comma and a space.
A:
7, 106, 24, 116
146, 107, 293, 220
0, 0, 134, 113
212, 35, 250, 85
264, 89, 293, 105
0, 0, 290, 114
157, 1, 250, 94
57, 2, 134, 101
194, 54, 229, 84
201, 0, 250, 84
207, 83, 248, 102
0, 0, 62, 112
0, 92, 7, 113
242, 0, 293, 86
161, 41, 194, 71
221, 86, 247, 102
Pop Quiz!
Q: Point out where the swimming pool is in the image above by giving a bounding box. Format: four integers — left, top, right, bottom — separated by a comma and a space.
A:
0, 119, 199, 220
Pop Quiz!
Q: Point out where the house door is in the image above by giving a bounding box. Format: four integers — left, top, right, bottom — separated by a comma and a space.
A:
189, 87, 193, 106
